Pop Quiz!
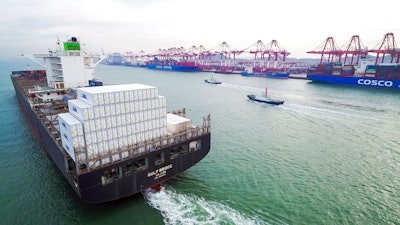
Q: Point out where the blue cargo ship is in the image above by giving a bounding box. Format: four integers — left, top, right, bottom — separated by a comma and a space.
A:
146, 58, 198, 72
307, 60, 400, 90
241, 66, 289, 78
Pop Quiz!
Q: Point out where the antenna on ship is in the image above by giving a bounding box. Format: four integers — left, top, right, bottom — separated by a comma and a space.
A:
56, 36, 61, 52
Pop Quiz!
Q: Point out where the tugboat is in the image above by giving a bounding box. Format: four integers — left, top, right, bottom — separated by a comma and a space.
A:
247, 88, 284, 105
204, 75, 222, 84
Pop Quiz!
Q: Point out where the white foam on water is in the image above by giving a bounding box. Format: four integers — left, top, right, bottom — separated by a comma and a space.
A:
144, 186, 268, 225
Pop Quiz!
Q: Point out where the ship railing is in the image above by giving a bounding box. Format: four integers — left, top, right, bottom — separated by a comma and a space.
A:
76, 113, 211, 174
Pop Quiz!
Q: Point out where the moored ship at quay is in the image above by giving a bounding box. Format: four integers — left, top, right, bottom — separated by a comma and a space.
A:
306, 33, 400, 90
10, 37, 211, 203
145, 58, 199, 72
117, 39, 299, 76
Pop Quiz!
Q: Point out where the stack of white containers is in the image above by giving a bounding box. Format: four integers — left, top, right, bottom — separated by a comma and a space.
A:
58, 113, 85, 162
58, 83, 169, 168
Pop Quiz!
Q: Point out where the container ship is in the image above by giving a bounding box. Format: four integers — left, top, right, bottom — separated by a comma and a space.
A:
145, 58, 199, 72
10, 37, 211, 203
306, 33, 400, 90
306, 61, 400, 90
241, 66, 289, 78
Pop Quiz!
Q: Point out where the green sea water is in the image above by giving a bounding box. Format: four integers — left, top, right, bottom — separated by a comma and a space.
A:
1, 61, 399, 225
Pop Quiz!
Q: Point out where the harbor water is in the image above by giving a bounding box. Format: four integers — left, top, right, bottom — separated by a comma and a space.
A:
1, 60, 399, 225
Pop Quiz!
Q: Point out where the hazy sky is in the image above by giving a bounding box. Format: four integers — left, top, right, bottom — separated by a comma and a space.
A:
2, 0, 399, 60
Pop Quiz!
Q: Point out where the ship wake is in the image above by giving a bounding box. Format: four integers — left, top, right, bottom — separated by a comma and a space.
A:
144, 186, 267, 225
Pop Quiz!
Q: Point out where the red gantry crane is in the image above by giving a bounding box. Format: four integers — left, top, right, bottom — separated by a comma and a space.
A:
341, 35, 368, 65
368, 32, 400, 64
307, 37, 342, 64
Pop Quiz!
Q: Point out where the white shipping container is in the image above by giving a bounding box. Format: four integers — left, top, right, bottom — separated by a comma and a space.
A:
150, 109, 155, 119
122, 151, 129, 159
100, 117, 107, 130
116, 126, 123, 136
128, 90, 134, 102
93, 106, 100, 119
158, 96, 166, 107
110, 104, 116, 116
87, 120, 96, 133
115, 103, 121, 115
113, 139, 119, 152
160, 116, 167, 127
58, 113, 84, 137
114, 91, 121, 103
104, 93, 110, 105
120, 114, 127, 125
76, 88, 99, 106
124, 91, 130, 103
88, 131, 97, 145
62, 141, 76, 161
126, 125, 133, 135
112, 128, 118, 139
85, 132, 93, 145
125, 103, 132, 113
104, 105, 111, 117
109, 92, 115, 103
98, 93, 104, 105
120, 103, 126, 114
96, 131, 103, 142
95, 143, 105, 156
134, 101, 139, 111
117, 115, 123, 126
102, 157, 110, 165
94, 118, 101, 129
138, 89, 144, 100
138, 101, 144, 111
121, 91, 128, 102
112, 154, 120, 162
111, 115, 117, 128
102, 130, 108, 142
107, 128, 114, 140
126, 113, 132, 124
105, 116, 112, 128
98, 105, 106, 118
68, 99, 92, 121
108, 141, 115, 153
76, 152, 86, 164
143, 89, 148, 99
121, 125, 127, 136
167, 113, 192, 134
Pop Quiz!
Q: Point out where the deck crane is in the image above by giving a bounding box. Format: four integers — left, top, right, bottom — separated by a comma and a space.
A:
368, 32, 400, 64
307, 37, 342, 64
